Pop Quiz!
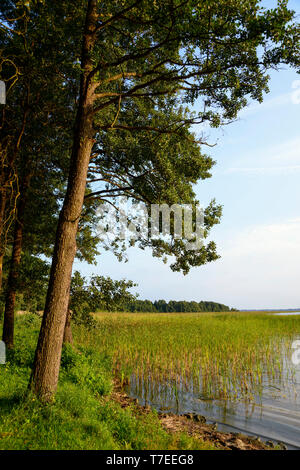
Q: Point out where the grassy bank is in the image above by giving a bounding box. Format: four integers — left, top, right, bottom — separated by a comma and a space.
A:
0, 315, 214, 450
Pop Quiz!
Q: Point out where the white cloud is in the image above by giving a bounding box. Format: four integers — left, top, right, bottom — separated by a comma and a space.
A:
222, 218, 300, 258
210, 218, 300, 308
224, 137, 300, 174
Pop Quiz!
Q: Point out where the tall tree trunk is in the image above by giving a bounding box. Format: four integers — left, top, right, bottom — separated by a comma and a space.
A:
0, 92, 29, 292
29, 0, 98, 401
0, 253, 4, 293
63, 306, 73, 345
2, 171, 31, 349
0, 181, 7, 292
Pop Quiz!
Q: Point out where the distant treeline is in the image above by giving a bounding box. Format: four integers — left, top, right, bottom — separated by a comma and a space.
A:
125, 299, 237, 313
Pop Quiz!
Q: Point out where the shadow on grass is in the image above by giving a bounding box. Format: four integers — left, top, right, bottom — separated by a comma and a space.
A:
0, 395, 24, 416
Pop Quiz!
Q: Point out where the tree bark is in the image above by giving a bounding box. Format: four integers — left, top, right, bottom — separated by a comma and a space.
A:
0, 182, 7, 292
63, 307, 73, 345
2, 171, 31, 349
0, 253, 4, 293
29, 0, 98, 401
0, 90, 29, 292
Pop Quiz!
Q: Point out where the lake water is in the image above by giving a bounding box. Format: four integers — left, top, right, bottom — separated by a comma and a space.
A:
274, 312, 300, 316
125, 332, 300, 449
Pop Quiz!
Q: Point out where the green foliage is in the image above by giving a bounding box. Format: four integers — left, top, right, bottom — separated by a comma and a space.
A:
5, 314, 41, 366
0, 252, 50, 315
61, 344, 113, 397
126, 299, 232, 313
88, 275, 137, 312
3, 0, 298, 281
70, 271, 137, 326
69, 271, 96, 328
17, 254, 50, 312
84, 0, 299, 273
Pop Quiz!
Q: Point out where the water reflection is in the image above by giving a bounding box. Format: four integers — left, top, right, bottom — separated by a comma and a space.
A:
125, 338, 300, 448
274, 312, 300, 316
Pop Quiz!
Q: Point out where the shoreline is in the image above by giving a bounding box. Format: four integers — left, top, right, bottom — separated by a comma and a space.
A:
111, 380, 285, 451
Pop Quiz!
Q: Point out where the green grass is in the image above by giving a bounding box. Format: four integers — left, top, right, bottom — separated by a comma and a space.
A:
0, 314, 215, 450
85, 311, 300, 402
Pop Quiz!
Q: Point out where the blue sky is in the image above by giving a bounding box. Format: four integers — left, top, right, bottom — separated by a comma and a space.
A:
75, 1, 300, 310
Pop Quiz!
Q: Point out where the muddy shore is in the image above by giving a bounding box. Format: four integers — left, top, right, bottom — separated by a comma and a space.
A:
111, 380, 286, 450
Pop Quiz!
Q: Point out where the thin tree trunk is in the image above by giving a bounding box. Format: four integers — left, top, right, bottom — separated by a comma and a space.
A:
0, 91, 29, 292
29, 0, 98, 401
2, 171, 31, 349
63, 307, 73, 345
0, 253, 4, 293
0, 183, 7, 292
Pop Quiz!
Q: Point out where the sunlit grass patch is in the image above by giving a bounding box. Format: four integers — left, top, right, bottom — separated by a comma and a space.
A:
80, 312, 300, 402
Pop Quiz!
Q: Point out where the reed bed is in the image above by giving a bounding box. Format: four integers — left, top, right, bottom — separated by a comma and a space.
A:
75, 312, 300, 402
